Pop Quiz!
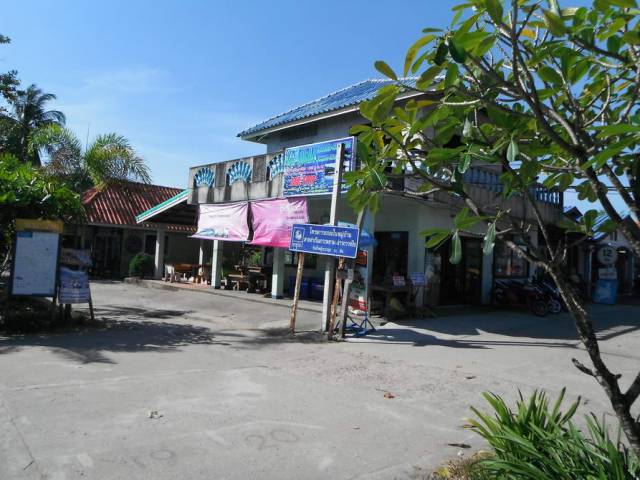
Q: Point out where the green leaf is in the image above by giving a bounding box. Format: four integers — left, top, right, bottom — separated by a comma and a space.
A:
422, 228, 451, 249
404, 34, 436, 76
485, 0, 504, 24
444, 63, 459, 88
458, 152, 471, 173
416, 64, 444, 90
434, 41, 449, 65
507, 137, 519, 162
449, 231, 462, 264
538, 65, 563, 85
606, 0, 637, 7
595, 124, 640, 137
483, 222, 497, 255
543, 10, 567, 35
374, 60, 397, 80
448, 38, 467, 63
622, 30, 640, 45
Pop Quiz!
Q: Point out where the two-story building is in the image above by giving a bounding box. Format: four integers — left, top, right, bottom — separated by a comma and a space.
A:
139, 78, 563, 314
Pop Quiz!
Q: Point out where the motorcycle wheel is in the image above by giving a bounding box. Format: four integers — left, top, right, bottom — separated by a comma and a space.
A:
548, 299, 562, 315
490, 289, 504, 308
530, 299, 549, 317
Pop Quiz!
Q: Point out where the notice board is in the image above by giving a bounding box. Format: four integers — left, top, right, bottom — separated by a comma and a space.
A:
11, 231, 60, 296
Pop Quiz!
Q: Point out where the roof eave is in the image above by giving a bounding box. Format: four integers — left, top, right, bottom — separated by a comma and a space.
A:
238, 90, 434, 142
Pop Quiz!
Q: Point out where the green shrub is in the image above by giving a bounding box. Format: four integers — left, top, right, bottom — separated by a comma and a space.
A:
128, 253, 154, 278
467, 389, 640, 479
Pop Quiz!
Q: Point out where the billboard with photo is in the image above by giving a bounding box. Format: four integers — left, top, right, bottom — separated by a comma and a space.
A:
283, 137, 355, 197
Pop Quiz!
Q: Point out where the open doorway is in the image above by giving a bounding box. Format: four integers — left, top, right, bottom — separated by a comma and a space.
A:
372, 231, 408, 282
439, 237, 482, 305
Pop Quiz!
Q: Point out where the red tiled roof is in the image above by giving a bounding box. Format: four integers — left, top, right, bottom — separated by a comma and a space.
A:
82, 181, 194, 232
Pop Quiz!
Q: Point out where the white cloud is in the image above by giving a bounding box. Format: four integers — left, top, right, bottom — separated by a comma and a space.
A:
82, 67, 176, 95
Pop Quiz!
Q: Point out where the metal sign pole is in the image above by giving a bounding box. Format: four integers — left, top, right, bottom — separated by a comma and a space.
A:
321, 143, 345, 331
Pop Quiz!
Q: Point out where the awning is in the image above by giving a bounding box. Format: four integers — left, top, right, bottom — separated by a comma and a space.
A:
135, 189, 198, 231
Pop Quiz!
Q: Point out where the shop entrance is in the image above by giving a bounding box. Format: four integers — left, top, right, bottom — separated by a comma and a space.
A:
439, 237, 482, 305
372, 231, 409, 282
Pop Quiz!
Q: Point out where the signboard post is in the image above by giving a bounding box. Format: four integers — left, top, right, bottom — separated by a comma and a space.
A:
11, 230, 61, 297
6, 219, 63, 324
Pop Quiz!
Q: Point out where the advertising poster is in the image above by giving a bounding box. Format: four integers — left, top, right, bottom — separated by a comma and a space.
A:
348, 250, 369, 313
250, 198, 309, 248
193, 203, 250, 242
283, 137, 355, 197
11, 231, 60, 296
58, 267, 91, 304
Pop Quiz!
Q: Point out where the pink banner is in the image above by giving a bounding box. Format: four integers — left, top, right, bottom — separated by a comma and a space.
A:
250, 198, 309, 248
193, 203, 249, 242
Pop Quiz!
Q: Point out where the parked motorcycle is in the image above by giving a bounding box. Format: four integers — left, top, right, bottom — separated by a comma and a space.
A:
490, 279, 549, 316
535, 280, 564, 314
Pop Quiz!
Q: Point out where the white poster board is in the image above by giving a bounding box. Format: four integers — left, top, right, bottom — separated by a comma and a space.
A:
11, 231, 60, 296
58, 267, 91, 304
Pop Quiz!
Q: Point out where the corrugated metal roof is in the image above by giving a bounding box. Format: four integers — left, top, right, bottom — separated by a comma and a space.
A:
237, 78, 419, 138
81, 181, 192, 232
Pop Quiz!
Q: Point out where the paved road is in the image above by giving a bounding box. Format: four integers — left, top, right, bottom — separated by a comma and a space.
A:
1, 281, 639, 479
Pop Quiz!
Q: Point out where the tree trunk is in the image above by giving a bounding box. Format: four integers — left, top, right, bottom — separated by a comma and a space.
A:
549, 268, 640, 455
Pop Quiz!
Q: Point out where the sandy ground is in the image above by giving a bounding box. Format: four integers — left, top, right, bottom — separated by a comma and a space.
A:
1, 281, 639, 479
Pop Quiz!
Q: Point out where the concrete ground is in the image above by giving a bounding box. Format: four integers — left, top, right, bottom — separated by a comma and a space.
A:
1, 281, 639, 480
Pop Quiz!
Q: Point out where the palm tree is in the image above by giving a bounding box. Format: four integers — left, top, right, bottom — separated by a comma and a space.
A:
33, 125, 151, 190
3, 84, 65, 165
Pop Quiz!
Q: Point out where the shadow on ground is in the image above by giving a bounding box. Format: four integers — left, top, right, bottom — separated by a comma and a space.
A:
384, 303, 640, 345
0, 304, 329, 363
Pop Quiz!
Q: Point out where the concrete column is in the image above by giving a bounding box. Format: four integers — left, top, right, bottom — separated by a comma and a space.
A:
198, 239, 206, 265
481, 249, 494, 304
271, 247, 285, 299
154, 229, 165, 279
211, 240, 223, 288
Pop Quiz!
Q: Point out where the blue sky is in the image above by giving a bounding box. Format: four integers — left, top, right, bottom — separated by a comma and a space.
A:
2, 0, 623, 212
3, 0, 444, 188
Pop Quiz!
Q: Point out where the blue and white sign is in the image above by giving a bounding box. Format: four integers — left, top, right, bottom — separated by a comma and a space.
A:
283, 137, 355, 197
593, 279, 618, 305
289, 224, 360, 258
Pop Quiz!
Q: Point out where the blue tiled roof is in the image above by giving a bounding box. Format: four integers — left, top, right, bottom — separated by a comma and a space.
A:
238, 78, 418, 138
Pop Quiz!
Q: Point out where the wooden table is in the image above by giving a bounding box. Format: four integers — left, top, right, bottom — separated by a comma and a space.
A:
370, 283, 413, 319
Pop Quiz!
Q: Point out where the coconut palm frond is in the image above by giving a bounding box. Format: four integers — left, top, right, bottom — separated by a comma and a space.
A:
85, 133, 151, 186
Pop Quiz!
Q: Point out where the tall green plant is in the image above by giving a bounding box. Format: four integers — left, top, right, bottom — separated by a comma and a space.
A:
0, 153, 84, 272
1, 85, 65, 165
347, 0, 640, 453
468, 389, 640, 479
32, 125, 151, 190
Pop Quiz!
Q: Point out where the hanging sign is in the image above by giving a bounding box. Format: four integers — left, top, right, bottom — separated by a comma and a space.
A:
289, 224, 359, 258
250, 198, 309, 248
283, 137, 355, 197
58, 267, 91, 304
596, 245, 618, 266
192, 203, 250, 242
11, 230, 60, 296
348, 250, 369, 313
